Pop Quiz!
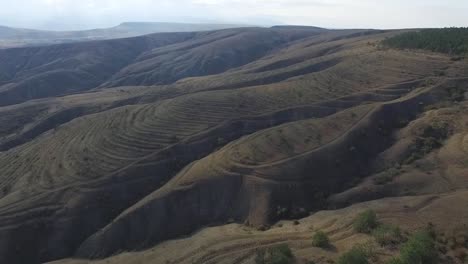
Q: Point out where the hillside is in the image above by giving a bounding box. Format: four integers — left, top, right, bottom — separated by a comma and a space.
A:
0, 27, 328, 106
0, 22, 251, 48
0, 27, 466, 264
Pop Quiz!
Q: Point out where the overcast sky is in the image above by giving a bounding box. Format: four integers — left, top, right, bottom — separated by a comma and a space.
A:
0, 0, 467, 30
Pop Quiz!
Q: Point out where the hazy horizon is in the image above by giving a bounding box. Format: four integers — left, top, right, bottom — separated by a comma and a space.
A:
0, 0, 467, 31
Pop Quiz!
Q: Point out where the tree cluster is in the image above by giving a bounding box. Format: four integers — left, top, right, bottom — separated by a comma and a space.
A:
383, 28, 468, 55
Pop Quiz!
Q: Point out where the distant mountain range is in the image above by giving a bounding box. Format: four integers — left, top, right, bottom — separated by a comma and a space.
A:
0, 22, 252, 48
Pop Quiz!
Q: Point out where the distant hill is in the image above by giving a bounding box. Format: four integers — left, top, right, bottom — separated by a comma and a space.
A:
0, 22, 252, 48
0, 27, 327, 106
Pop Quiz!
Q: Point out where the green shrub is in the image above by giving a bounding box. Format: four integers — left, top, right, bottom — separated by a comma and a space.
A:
373, 167, 401, 185
404, 122, 451, 164
337, 245, 371, 264
312, 231, 330, 248
273, 244, 293, 258
255, 244, 294, 264
400, 231, 437, 264
353, 210, 378, 233
386, 257, 404, 264
372, 224, 404, 246
390, 230, 437, 264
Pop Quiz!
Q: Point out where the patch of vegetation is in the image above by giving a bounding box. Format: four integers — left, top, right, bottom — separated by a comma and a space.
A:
405, 121, 451, 164
312, 231, 330, 248
385, 257, 404, 264
388, 230, 437, 264
353, 210, 405, 248
255, 244, 294, 264
372, 224, 404, 246
446, 86, 467, 102
353, 210, 378, 233
382, 28, 468, 55
405, 138, 439, 164
337, 243, 375, 264
373, 167, 401, 185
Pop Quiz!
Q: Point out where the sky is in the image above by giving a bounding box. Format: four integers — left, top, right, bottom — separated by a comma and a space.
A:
0, 0, 467, 30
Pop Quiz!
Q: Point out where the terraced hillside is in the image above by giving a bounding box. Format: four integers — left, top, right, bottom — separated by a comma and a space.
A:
0, 27, 467, 264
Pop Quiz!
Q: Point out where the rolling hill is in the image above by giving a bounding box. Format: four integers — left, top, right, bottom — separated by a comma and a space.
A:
0, 26, 466, 264
0, 22, 251, 48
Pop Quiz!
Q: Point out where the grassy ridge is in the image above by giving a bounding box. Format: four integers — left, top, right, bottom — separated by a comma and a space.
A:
383, 28, 468, 55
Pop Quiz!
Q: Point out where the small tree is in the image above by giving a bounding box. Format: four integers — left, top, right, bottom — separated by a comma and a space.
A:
398, 231, 437, 264
337, 245, 371, 264
255, 244, 294, 264
312, 231, 330, 248
353, 209, 378, 233
385, 257, 404, 264
372, 224, 404, 246
386, 230, 437, 264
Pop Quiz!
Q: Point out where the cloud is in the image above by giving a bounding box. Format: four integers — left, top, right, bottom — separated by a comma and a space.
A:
0, 0, 467, 30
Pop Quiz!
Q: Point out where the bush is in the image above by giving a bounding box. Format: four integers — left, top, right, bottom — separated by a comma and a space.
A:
372, 224, 404, 246
337, 245, 371, 264
400, 231, 437, 263
373, 167, 401, 185
390, 230, 437, 264
386, 257, 404, 264
312, 231, 330, 248
255, 244, 294, 264
404, 122, 451, 164
273, 244, 293, 258
353, 210, 378, 233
